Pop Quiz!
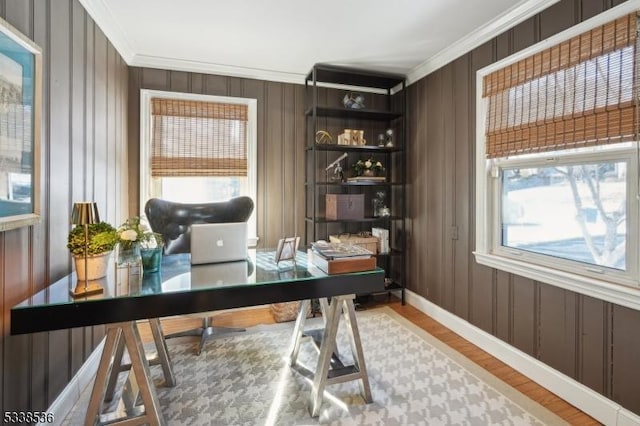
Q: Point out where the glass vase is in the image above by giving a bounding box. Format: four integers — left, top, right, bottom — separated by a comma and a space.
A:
116, 242, 142, 295
141, 246, 163, 274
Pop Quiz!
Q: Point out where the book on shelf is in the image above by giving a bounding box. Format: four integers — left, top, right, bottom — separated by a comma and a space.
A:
371, 227, 390, 254
346, 176, 386, 183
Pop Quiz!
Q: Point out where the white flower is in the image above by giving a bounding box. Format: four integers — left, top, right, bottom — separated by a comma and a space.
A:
376, 161, 383, 168
364, 160, 372, 169
120, 229, 138, 241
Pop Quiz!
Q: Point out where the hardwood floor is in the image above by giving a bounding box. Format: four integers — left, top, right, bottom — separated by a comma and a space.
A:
138, 297, 601, 425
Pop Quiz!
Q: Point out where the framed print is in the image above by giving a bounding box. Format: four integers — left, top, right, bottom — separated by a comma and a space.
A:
0, 17, 41, 231
275, 236, 300, 265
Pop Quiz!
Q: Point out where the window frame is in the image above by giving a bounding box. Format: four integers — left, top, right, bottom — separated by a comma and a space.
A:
474, 1, 640, 310
139, 89, 258, 246
489, 146, 638, 286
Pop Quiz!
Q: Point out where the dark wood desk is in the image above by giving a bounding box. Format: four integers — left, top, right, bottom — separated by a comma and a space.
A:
11, 250, 384, 425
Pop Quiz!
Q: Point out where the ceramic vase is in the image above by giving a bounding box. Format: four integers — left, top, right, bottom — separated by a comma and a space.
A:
74, 251, 112, 281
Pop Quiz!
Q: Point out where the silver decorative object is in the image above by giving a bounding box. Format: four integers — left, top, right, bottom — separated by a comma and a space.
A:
385, 129, 394, 147
343, 92, 365, 109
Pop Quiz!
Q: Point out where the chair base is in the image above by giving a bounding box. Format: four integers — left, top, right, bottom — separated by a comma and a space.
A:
164, 317, 245, 355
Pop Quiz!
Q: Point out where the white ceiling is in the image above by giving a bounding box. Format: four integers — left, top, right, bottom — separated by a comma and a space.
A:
81, 0, 560, 85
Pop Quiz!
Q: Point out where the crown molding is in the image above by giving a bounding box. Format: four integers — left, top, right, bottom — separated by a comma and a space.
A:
81, 0, 560, 86
129, 54, 306, 85
405, 0, 561, 85
78, 0, 136, 63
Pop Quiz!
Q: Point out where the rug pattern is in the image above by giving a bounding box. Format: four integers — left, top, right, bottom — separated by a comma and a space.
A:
148, 308, 562, 425
61, 308, 565, 425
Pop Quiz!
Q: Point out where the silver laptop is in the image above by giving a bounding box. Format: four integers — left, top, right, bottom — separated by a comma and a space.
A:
190, 222, 248, 265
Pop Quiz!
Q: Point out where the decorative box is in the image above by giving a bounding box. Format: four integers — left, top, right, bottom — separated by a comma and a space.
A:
329, 233, 378, 254
325, 194, 364, 220
307, 249, 377, 275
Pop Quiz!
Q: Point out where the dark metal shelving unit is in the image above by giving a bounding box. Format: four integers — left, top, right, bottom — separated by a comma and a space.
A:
304, 63, 407, 304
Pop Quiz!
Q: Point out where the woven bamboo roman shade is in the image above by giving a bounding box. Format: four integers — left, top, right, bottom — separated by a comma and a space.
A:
483, 13, 638, 158
150, 98, 248, 177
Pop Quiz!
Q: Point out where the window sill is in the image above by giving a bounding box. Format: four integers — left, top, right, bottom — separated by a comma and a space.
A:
473, 251, 640, 311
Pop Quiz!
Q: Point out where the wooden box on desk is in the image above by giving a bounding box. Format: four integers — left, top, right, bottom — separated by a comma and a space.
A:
329, 233, 378, 254
307, 249, 376, 274
325, 194, 364, 220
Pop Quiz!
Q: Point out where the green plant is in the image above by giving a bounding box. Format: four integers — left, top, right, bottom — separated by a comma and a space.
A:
118, 216, 146, 250
352, 158, 384, 176
67, 222, 119, 256
141, 232, 164, 249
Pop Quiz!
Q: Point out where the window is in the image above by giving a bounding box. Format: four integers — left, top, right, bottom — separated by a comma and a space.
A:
475, 5, 640, 308
140, 90, 257, 245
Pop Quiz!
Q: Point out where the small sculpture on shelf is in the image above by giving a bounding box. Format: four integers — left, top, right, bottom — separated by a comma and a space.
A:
372, 191, 386, 217
338, 129, 366, 145
325, 153, 348, 182
342, 92, 365, 109
385, 128, 394, 147
315, 130, 333, 144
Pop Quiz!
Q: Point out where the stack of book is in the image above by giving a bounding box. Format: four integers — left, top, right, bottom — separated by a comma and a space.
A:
371, 227, 390, 254
346, 176, 386, 183
308, 241, 376, 274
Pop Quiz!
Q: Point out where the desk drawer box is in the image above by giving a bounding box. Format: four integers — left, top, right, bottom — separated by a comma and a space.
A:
326, 194, 364, 220
329, 234, 378, 254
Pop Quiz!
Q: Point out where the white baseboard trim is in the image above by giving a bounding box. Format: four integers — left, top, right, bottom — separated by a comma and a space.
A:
40, 339, 104, 426
405, 289, 640, 426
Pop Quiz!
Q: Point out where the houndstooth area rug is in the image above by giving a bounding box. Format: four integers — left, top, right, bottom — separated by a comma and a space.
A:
64, 307, 567, 425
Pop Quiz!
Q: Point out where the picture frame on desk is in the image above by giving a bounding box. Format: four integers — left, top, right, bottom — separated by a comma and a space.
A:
0, 16, 42, 232
275, 236, 300, 265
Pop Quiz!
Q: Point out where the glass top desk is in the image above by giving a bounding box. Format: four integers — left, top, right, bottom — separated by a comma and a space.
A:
11, 250, 385, 424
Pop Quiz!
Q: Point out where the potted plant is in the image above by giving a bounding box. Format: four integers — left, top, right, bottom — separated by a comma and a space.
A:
116, 216, 146, 268
67, 222, 119, 280
116, 217, 165, 273
352, 158, 384, 177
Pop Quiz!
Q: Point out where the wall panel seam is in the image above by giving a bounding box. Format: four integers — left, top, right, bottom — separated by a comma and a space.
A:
66, 0, 74, 386
26, 0, 35, 411
43, 0, 52, 408
574, 293, 580, 379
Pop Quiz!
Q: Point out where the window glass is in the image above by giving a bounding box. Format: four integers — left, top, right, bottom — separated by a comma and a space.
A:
501, 161, 627, 270
140, 90, 258, 244
159, 176, 247, 203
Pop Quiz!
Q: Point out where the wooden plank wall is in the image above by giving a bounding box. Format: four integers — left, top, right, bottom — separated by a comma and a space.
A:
406, 0, 640, 414
127, 68, 306, 248
0, 0, 128, 413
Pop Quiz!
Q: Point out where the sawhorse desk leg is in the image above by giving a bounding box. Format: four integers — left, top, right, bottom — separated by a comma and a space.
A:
103, 318, 176, 403
289, 295, 372, 417
84, 320, 169, 426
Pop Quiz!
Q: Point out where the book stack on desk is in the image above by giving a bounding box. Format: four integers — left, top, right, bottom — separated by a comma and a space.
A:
308, 241, 376, 274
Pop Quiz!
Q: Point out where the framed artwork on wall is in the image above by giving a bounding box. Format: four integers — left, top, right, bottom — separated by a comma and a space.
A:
0, 17, 42, 232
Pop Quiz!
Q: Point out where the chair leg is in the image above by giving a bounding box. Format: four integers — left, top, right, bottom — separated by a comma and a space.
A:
164, 316, 245, 355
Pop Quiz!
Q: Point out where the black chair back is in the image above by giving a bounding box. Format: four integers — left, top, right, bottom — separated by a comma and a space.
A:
144, 196, 254, 254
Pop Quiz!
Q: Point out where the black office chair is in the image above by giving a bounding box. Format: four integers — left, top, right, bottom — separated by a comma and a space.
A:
144, 196, 254, 355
